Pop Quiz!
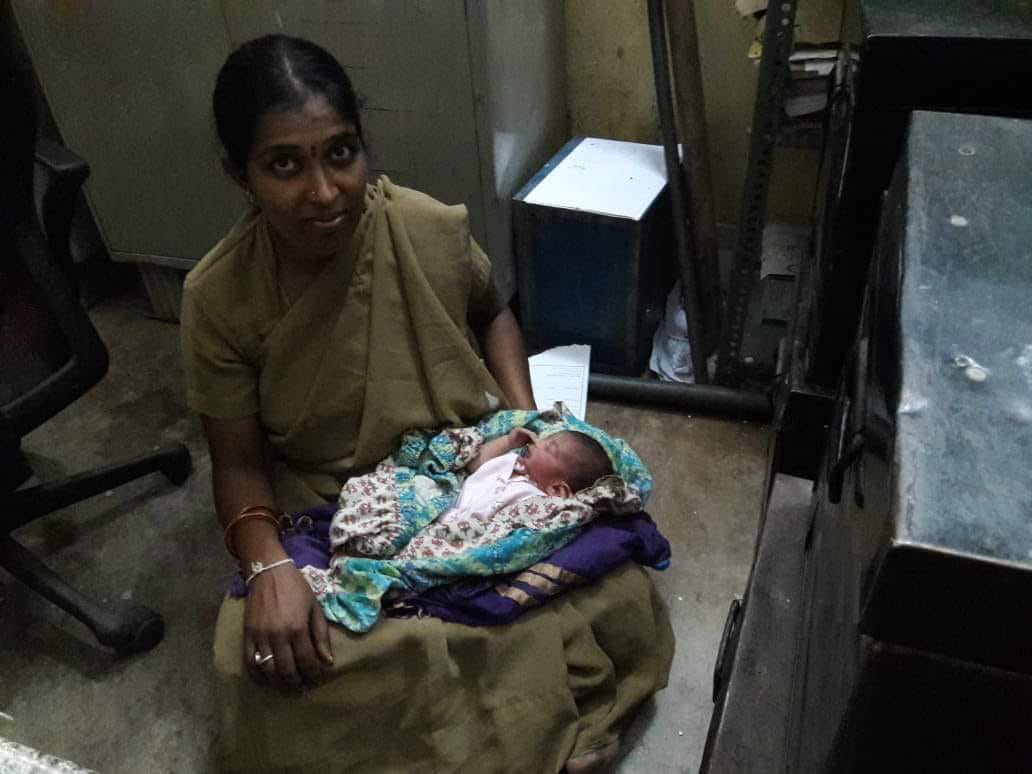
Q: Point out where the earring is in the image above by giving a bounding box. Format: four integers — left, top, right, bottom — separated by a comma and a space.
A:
246, 189, 257, 209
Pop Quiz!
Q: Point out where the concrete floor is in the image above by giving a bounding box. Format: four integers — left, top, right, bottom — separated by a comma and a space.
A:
0, 286, 769, 773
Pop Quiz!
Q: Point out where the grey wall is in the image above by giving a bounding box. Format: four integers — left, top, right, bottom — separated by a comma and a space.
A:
13, 2, 240, 269
14, 1, 569, 297
468, 0, 568, 296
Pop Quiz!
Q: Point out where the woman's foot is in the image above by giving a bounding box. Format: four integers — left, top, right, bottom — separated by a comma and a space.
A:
564, 743, 619, 773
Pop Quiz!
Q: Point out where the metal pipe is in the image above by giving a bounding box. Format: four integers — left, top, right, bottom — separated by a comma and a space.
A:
646, 0, 710, 384
665, 0, 722, 353
589, 373, 773, 420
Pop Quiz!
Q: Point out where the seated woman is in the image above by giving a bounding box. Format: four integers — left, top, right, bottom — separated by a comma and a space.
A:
181, 34, 673, 774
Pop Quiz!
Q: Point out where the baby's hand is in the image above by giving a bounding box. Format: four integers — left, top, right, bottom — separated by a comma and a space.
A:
507, 427, 538, 450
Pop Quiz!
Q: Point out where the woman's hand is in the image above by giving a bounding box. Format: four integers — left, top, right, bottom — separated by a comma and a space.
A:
477, 308, 537, 410
242, 563, 334, 690
200, 414, 332, 690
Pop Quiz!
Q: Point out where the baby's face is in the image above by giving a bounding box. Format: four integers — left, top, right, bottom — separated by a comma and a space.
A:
521, 432, 578, 493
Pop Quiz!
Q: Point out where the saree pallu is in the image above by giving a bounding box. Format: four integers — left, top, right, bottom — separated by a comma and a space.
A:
182, 178, 505, 506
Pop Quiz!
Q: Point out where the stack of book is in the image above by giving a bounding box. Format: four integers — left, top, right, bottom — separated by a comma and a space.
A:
785, 48, 836, 118
737, 0, 841, 147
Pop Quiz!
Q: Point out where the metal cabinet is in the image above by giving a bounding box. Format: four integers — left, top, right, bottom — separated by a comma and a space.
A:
11, 2, 239, 273
704, 110, 1032, 773
804, 0, 1032, 388
13, 0, 566, 314
788, 110, 1032, 773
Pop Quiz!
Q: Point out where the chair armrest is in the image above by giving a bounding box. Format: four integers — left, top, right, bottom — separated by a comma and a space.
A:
35, 136, 89, 182
0, 411, 33, 493
33, 138, 90, 279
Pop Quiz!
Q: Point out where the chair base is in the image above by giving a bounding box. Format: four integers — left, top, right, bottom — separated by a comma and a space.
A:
2, 443, 191, 655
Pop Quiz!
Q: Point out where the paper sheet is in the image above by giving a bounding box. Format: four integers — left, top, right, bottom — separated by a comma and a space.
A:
788, 48, 839, 62
521, 138, 667, 221
734, 0, 768, 17
528, 345, 591, 420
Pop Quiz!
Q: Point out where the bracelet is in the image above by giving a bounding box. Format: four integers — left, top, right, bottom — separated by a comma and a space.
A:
223, 506, 283, 559
245, 557, 294, 585
237, 504, 278, 520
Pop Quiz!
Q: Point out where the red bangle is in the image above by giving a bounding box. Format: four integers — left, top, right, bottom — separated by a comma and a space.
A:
223, 507, 282, 559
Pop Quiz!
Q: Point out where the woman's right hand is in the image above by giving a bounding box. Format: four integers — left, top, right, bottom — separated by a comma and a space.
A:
199, 413, 335, 689
242, 563, 334, 689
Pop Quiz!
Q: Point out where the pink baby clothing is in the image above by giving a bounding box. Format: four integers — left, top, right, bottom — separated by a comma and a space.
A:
436, 451, 543, 527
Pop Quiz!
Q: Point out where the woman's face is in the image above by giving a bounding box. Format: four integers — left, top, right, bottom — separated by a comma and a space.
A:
244, 95, 368, 264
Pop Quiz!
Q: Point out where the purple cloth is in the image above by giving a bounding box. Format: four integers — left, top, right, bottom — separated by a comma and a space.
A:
385, 514, 671, 625
228, 503, 335, 598
229, 504, 672, 627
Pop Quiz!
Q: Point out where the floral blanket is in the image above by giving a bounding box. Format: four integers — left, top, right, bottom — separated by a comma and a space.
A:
303, 404, 651, 632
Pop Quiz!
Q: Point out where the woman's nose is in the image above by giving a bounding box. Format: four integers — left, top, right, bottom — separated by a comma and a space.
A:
308, 166, 339, 203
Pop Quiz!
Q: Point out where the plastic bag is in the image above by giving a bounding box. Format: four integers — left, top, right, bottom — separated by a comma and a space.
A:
649, 281, 696, 383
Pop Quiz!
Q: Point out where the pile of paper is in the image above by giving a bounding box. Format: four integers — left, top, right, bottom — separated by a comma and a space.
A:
744, 16, 838, 120
785, 47, 837, 117
736, 0, 842, 121
528, 345, 591, 420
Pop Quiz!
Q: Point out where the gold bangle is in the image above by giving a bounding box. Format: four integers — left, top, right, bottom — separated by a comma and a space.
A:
237, 504, 278, 519
223, 508, 282, 559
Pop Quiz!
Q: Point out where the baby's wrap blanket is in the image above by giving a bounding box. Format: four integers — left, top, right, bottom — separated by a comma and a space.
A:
302, 404, 652, 632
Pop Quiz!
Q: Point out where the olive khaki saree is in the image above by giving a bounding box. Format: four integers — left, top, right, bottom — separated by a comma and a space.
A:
181, 179, 673, 773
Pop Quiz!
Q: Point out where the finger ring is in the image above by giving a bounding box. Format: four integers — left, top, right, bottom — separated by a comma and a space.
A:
253, 652, 274, 666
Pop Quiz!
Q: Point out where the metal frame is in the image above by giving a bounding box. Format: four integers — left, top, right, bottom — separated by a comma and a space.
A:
716, 0, 801, 385
647, 0, 711, 383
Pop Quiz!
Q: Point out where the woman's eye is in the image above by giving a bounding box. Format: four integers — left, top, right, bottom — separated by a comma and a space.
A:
271, 156, 299, 175
329, 143, 353, 164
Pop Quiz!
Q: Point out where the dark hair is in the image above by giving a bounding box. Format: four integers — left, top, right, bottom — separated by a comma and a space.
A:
561, 431, 614, 492
213, 34, 363, 172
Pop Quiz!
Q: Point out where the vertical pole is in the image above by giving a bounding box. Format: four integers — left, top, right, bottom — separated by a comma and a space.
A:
715, 0, 799, 385
666, 0, 722, 355
647, 0, 710, 384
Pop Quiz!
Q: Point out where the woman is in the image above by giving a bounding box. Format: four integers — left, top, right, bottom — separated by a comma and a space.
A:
182, 35, 672, 773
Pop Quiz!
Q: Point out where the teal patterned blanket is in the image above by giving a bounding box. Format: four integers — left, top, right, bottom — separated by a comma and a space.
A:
302, 404, 651, 632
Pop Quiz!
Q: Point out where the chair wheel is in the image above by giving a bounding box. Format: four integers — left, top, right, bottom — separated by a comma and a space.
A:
111, 606, 165, 656
161, 444, 192, 486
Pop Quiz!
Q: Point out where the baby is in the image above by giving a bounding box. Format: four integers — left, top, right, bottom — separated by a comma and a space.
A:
331, 424, 616, 559
436, 428, 614, 529
316, 421, 643, 635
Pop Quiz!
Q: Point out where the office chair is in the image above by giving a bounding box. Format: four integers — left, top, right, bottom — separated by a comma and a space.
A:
1, 73, 191, 656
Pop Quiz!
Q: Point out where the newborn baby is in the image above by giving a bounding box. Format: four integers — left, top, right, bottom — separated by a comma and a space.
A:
331, 424, 616, 559
312, 416, 648, 635
438, 428, 615, 529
